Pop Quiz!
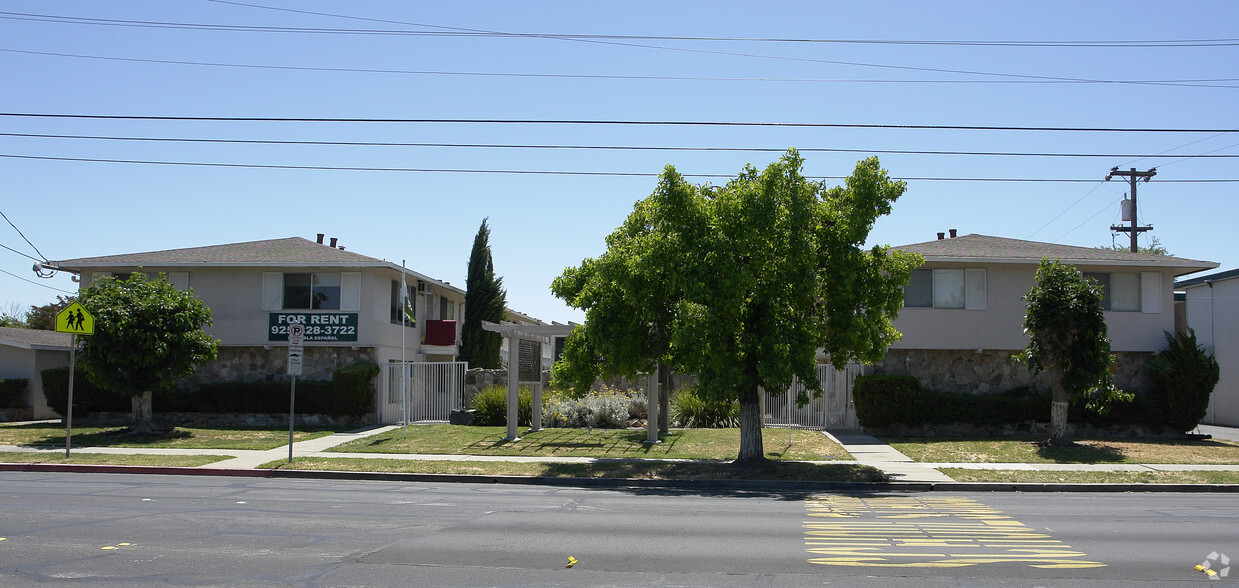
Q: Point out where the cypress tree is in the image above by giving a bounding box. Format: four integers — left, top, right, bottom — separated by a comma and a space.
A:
459, 218, 507, 369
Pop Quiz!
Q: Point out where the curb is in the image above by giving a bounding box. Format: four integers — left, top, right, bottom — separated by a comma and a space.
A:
4, 462, 1239, 493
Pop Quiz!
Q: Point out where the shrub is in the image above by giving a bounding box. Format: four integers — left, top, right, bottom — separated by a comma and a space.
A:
41, 366, 127, 416
543, 386, 637, 428
669, 386, 739, 428
469, 385, 534, 426
0, 378, 28, 408
326, 361, 379, 416
1149, 329, 1220, 432
852, 374, 926, 428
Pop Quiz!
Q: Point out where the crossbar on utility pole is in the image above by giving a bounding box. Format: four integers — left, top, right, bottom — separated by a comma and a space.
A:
1105, 167, 1155, 252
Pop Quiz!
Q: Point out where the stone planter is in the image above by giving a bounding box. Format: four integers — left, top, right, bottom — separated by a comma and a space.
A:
449, 409, 475, 426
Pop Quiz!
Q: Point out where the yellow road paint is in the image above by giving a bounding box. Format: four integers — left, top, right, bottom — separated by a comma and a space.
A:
117, 543, 131, 547
100, 546, 116, 551
566, 556, 577, 568
802, 496, 1104, 569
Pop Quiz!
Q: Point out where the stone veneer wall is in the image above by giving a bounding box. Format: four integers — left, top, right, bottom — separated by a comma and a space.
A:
876, 349, 1153, 394
179, 345, 378, 389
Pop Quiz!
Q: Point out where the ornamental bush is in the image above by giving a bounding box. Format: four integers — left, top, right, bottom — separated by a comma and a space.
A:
0, 378, 28, 408
543, 386, 637, 428
468, 385, 534, 426
669, 385, 739, 428
1149, 329, 1220, 433
852, 374, 926, 428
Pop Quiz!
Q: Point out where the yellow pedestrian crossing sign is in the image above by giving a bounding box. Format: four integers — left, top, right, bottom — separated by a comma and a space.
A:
56, 302, 95, 335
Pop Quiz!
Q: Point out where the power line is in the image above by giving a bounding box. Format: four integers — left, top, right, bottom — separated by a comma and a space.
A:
0, 266, 73, 293
9, 9, 1239, 47
5, 131, 1239, 159
0, 242, 43, 262
2, 113, 1237, 133
3, 153, 1238, 182
0, 209, 48, 262
9, 48, 1237, 87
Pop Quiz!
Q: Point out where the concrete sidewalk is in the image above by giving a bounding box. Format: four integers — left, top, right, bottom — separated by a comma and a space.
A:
3, 423, 1239, 486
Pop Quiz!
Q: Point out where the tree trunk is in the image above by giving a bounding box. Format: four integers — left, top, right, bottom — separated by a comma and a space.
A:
735, 382, 767, 465
128, 390, 160, 434
658, 363, 669, 435
1049, 379, 1071, 446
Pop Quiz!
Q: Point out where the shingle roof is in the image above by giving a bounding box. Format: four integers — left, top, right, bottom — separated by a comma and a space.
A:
54, 237, 384, 267
0, 327, 73, 350
893, 234, 1217, 274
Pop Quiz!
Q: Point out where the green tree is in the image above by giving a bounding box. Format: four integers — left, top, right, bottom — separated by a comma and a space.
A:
1018, 259, 1129, 446
1149, 329, 1219, 433
0, 302, 25, 328
78, 273, 219, 434
552, 151, 921, 465
459, 218, 507, 369
23, 295, 75, 330
1099, 235, 1170, 256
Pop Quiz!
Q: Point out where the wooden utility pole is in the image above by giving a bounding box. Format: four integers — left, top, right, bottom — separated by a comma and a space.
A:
1105, 167, 1155, 252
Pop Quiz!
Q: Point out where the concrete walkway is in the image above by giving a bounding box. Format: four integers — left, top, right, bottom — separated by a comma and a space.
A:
3, 423, 1239, 484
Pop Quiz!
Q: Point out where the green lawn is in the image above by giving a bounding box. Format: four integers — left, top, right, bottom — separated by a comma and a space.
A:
0, 423, 340, 451
0, 451, 231, 467
939, 468, 1239, 484
262, 456, 885, 482
330, 425, 852, 461
888, 436, 1239, 464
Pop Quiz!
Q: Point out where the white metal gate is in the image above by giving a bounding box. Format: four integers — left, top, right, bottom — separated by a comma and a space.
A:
763, 363, 863, 430
378, 361, 468, 424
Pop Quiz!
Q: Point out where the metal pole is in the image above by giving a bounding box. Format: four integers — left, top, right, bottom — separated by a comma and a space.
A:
1128, 169, 1139, 252
402, 261, 408, 438
788, 388, 793, 448
65, 334, 76, 458
288, 375, 296, 463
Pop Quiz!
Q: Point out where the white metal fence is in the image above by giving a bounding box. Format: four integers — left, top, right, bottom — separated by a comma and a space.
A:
378, 361, 469, 424
762, 363, 863, 430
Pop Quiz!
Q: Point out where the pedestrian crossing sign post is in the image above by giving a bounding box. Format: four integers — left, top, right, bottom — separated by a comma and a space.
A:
54, 302, 95, 458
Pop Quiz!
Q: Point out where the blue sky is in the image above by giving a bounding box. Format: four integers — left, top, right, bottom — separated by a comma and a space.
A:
2, 1, 1236, 323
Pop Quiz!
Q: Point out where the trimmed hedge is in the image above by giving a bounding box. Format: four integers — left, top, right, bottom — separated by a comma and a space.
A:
42, 361, 379, 417
469, 385, 535, 426
853, 374, 1161, 431
0, 378, 28, 408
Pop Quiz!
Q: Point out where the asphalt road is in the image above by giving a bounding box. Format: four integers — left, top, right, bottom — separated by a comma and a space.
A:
1, 472, 1236, 586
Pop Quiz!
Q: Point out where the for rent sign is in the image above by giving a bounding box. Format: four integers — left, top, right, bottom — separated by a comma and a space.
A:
268, 313, 359, 342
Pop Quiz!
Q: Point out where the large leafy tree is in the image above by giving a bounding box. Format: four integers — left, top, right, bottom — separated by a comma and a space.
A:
1019, 259, 1128, 446
459, 218, 507, 369
79, 273, 218, 434
553, 151, 921, 465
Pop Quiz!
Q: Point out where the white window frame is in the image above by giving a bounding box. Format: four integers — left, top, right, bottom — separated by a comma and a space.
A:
904, 267, 986, 310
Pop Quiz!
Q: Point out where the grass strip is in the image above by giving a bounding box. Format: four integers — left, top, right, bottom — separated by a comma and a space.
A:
330, 425, 851, 461
261, 457, 885, 482
888, 436, 1239, 464
0, 423, 340, 450
0, 451, 230, 467
939, 468, 1239, 484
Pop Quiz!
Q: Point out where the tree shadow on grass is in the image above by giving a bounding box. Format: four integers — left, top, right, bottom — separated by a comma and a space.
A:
1033, 440, 1125, 463
23, 426, 193, 448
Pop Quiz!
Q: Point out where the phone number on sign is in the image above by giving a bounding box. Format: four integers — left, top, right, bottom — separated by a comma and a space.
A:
270, 325, 356, 336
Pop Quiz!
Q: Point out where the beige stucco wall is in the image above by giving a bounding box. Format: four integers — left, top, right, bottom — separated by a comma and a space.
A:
1185, 278, 1238, 426
77, 265, 465, 376
0, 344, 66, 419
890, 262, 1180, 353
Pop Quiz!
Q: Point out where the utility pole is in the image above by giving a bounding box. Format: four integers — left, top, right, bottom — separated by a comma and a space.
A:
1105, 167, 1155, 252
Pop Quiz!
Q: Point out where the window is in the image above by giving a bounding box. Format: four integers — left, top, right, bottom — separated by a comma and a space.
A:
903, 268, 986, 310
263, 272, 359, 311
440, 295, 455, 320
282, 272, 341, 309
1084, 272, 1141, 312
390, 280, 415, 325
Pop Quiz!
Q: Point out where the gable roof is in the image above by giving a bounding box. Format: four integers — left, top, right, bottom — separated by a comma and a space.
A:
0, 327, 73, 351
52, 237, 464, 295
1176, 267, 1239, 289
54, 237, 383, 267
893, 234, 1217, 275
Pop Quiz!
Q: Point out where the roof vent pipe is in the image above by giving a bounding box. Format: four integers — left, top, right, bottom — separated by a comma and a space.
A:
316, 233, 325, 244
949, 228, 958, 238
937, 232, 945, 240
329, 237, 338, 248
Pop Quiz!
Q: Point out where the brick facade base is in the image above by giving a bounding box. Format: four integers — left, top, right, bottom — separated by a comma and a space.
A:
877, 349, 1153, 394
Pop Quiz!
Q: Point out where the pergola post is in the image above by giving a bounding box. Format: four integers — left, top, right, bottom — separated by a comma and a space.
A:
505, 334, 520, 442
530, 379, 543, 432
646, 364, 661, 444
